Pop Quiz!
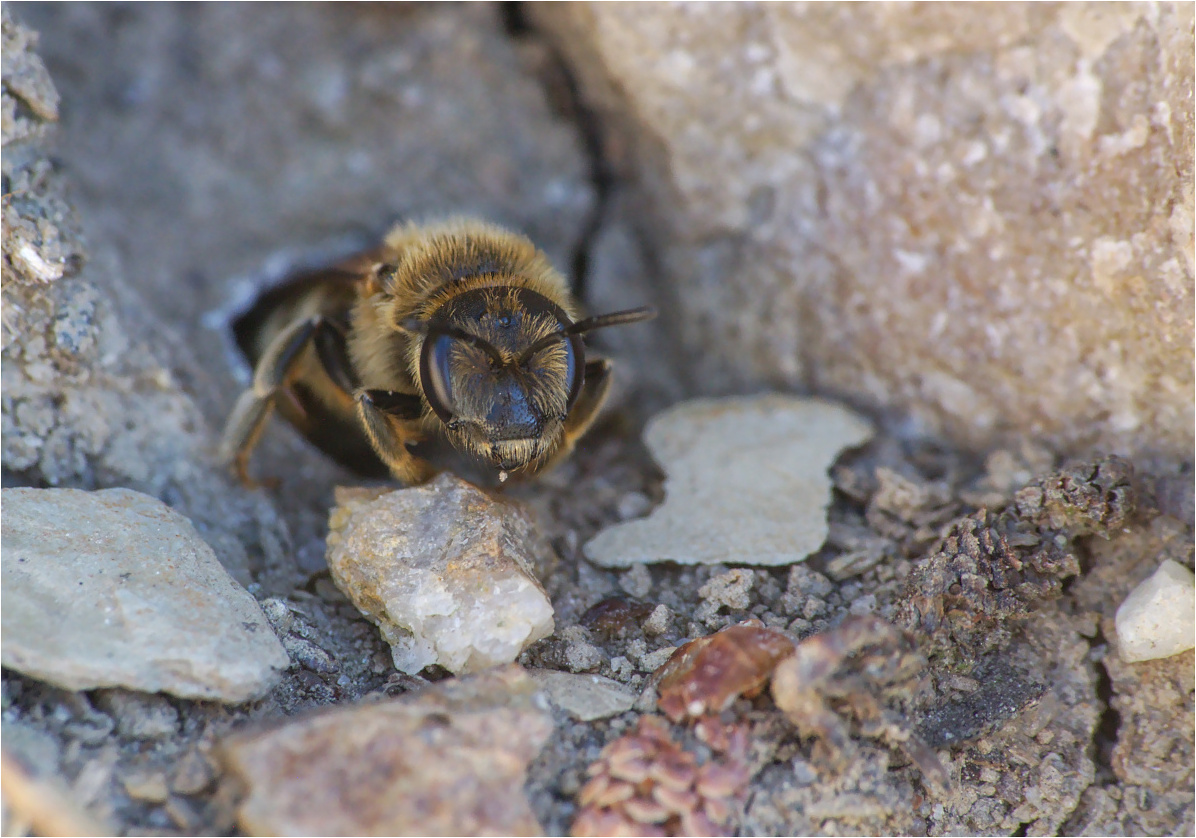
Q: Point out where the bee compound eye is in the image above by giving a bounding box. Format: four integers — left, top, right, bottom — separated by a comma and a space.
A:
564, 335, 584, 411
420, 333, 457, 424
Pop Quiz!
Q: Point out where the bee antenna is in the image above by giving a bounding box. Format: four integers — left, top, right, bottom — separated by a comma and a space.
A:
400, 317, 506, 367
516, 306, 657, 364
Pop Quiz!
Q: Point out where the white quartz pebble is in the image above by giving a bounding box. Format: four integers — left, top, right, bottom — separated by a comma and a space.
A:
1115, 559, 1196, 663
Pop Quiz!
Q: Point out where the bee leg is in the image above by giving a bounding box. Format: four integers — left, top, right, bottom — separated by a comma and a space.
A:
218, 316, 323, 488
539, 358, 613, 473
355, 390, 438, 485
312, 317, 358, 393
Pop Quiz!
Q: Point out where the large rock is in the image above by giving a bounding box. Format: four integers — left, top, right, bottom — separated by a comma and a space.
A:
584, 396, 873, 567
326, 476, 556, 675
530, 3, 1194, 459
220, 665, 553, 836
1, 488, 289, 703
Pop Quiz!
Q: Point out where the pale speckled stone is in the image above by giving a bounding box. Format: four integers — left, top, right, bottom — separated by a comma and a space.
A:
326, 475, 556, 675
584, 395, 873, 567
1115, 559, 1196, 663
1, 488, 288, 703
221, 665, 553, 837
528, 670, 636, 721
531, 3, 1194, 460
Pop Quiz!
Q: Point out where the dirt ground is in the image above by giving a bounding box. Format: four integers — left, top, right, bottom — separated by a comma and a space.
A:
2, 5, 1193, 836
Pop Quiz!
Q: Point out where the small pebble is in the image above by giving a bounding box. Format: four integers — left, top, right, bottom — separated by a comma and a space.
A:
122, 773, 169, 804
529, 670, 636, 721
325, 476, 555, 675
170, 749, 217, 796
94, 690, 179, 741
849, 594, 877, 616
561, 626, 605, 673
643, 604, 672, 635
639, 646, 678, 673
609, 656, 634, 679
619, 564, 653, 599
1115, 559, 1196, 662
699, 569, 754, 610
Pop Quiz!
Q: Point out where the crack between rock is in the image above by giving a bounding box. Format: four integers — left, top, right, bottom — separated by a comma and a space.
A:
500, 1, 610, 305
1089, 623, 1121, 780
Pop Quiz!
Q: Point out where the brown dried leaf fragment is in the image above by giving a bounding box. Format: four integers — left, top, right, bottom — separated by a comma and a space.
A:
655, 620, 795, 722
571, 716, 750, 838
771, 616, 949, 795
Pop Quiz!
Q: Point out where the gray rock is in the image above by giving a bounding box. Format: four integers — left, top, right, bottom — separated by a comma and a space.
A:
585, 395, 874, 566
1, 9, 289, 591
529, 670, 636, 721
325, 477, 556, 675
558, 626, 606, 674
1, 488, 289, 703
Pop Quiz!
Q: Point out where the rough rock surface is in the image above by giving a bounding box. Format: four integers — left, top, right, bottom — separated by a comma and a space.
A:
530, 3, 1195, 460
220, 665, 553, 837
1078, 644, 1195, 836
326, 476, 557, 675
1114, 558, 1196, 662
584, 395, 874, 566
1, 487, 289, 703
1066, 509, 1195, 835
1, 8, 289, 590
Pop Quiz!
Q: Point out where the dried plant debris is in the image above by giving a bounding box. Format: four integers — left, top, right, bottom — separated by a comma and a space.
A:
895, 457, 1138, 667
771, 616, 949, 794
572, 715, 750, 837
865, 466, 959, 551
1013, 455, 1137, 537
895, 508, 1080, 665
655, 620, 795, 723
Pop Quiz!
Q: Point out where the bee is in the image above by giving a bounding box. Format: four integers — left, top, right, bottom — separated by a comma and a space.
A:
219, 218, 655, 487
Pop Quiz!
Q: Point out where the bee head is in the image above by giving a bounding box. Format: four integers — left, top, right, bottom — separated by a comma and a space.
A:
403, 287, 654, 474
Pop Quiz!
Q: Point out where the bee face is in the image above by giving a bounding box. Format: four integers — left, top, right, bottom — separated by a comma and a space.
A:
417, 287, 583, 472
220, 217, 655, 488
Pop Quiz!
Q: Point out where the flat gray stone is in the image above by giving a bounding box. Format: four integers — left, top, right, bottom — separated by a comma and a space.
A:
2, 488, 289, 702
529, 670, 637, 721
584, 395, 874, 567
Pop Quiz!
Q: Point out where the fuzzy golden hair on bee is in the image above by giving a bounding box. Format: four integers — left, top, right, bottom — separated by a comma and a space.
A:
219, 217, 655, 488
